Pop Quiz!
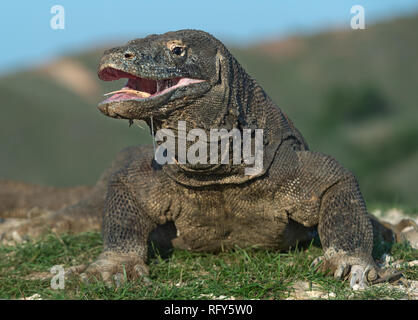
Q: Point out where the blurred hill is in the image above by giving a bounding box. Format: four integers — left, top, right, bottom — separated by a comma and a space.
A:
0, 14, 417, 206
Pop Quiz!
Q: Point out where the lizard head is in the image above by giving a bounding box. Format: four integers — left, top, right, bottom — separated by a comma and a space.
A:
97, 30, 299, 186
98, 29, 229, 121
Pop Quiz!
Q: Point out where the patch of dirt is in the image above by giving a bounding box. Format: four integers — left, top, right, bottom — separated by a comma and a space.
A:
22, 271, 52, 281
285, 279, 418, 300
285, 281, 336, 300
19, 293, 42, 300
383, 280, 418, 300
0, 208, 53, 245
195, 293, 236, 300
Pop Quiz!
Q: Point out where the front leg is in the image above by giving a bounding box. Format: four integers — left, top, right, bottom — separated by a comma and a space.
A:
313, 173, 379, 288
81, 174, 156, 285
293, 151, 389, 288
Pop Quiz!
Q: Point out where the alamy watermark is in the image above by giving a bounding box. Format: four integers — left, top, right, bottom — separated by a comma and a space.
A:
351, 5, 365, 30
50, 5, 65, 30
153, 121, 264, 176
50, 265, 65, 289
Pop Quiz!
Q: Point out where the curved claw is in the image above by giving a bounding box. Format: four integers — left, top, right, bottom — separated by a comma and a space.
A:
333, 262, 349, 280
113, 273, 125, 288
310, 254, 383, 290
310, 256, 324, 269
349, 265, 369, 290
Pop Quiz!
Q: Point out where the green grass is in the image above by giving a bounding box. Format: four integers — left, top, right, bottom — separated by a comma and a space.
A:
0, 231, 416, 300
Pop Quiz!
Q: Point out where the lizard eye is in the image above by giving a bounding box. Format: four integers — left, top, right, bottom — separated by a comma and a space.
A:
124, 52, 134, 59
171, 46, 185, 56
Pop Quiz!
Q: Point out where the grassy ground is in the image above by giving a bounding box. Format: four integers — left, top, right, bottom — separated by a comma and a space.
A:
0, 229, 416, 300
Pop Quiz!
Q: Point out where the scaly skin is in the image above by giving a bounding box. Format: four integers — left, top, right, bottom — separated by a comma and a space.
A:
1, 30, 413, 288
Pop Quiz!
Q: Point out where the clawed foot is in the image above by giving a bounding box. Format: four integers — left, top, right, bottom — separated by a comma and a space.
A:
311, 253, 402, 290
80, 251, 151, 287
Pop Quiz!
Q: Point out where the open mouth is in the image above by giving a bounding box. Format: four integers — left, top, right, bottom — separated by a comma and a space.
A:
99, 67, 205, 104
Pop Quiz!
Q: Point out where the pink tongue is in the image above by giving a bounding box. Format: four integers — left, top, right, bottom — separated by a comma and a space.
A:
105, 91, 139, 102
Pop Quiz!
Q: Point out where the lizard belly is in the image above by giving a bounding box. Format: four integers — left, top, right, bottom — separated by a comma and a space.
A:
171, 200, 315, 252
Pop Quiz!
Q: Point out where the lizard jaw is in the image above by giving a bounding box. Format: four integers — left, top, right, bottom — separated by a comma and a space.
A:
98, 67, 205, 104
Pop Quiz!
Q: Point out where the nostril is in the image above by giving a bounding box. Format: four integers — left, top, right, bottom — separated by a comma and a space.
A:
124, 53, 134, 59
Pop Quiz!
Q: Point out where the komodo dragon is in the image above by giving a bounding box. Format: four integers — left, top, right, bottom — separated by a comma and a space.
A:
0, 30, 414, 288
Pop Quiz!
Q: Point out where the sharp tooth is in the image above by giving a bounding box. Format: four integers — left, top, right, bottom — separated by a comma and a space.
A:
157, 80, 163, 92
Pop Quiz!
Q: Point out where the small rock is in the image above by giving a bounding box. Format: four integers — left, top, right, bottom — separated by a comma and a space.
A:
11, 231, 22, 243
380, 253, 393, 268
400, 228, 418, 250
21, 294, 42, 300
352, 284, 366, 291
287, 281, 331, 300
320, 292, 336, 299
305, 290, 324, 299
408, 260, 418, 267
197, 293, 235, 300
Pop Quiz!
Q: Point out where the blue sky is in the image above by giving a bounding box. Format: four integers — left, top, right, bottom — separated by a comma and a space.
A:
0, 0, 417, 74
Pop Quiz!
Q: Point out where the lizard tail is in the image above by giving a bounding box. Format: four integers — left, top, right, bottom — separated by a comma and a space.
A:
0, 179, 93, 219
